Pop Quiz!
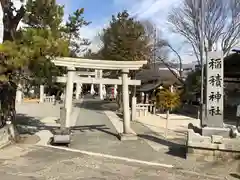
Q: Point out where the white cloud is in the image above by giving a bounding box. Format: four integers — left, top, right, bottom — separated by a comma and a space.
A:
80, 25, 102, 52
112, 0, 196, 62
21, 0, 193, 62
114, 0, 180, 32
54, 0, 191, 60
85, 0, 185, 56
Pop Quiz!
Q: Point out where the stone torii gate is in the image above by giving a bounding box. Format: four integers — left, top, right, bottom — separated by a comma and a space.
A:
52, 57, 147, 140
75, 71, 99, 100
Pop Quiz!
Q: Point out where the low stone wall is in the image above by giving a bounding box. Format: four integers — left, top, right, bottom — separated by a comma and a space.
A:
0, 126, 11, 148
187, 129, 240, 161
187, 147, 240, 161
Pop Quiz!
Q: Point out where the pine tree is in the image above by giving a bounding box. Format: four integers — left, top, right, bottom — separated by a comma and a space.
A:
0, 0, 90, 138
64, 8, 91, 57
100, 10, 151, 62
99, 10, 151, 110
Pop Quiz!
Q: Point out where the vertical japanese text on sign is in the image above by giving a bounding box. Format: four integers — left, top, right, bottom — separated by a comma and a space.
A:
206, 51, 224, 127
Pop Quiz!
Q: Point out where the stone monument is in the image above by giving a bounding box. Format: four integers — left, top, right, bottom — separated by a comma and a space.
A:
187, 51, 240, 161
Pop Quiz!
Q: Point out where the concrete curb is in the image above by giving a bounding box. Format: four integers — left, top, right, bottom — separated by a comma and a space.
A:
71, 98, 83, 127
35, 130, 53, 146
104, 110, 136, 135
0, 141, 12, 149
38, 143, 174, 168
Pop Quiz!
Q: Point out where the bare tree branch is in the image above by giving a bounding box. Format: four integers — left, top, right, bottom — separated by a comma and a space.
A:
142, 20, 169, 63
168, 0, 240, 63
156, 56, 185, 85
142, 21, 185, 81
166, 43, 183, 78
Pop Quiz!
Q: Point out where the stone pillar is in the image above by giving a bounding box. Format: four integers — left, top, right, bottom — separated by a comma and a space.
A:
65, 67, 75, 128
122, 69, 131, 134
76, 83, 82, 100
114, 84, 117, 99
102, 85, 106, 99
39, 85, 44, 103
131, 96, 137, 121
201, 51, 228, 137
99, 70, 103, 100
90, 84, 95, 95
61, 89, 66, 104
146, 94, 149, 104
141, 92, 144, 103
170, 85, 174, 93
16, 84, 23, 103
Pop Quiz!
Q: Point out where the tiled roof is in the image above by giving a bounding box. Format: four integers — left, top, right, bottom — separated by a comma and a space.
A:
136, 64, 181, 84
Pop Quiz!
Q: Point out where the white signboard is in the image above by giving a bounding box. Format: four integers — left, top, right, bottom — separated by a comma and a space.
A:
206, 51, 224, 127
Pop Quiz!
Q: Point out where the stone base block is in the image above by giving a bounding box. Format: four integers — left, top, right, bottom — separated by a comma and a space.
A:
51, 128, 70, 145
202, 127, 230, 138
0, 127, 11, 149
52, 134, 70, 144
118, 133, 138, 141
187, 129, 240, 161
187, 147, 240, 162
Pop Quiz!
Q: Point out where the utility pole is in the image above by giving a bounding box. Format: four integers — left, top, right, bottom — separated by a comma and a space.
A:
153, 25, 157, 69
200, 0, 206, 127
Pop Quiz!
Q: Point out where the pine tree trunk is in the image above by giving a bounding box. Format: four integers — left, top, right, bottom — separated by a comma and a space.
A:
8, 82, 19, 141
0, 5, 26, 141
0, 82, 19, 142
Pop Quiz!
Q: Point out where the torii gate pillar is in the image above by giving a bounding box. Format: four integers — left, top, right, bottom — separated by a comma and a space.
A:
99, 70, 103, 100
65, 67, 75, 128
121, 69, 131, 134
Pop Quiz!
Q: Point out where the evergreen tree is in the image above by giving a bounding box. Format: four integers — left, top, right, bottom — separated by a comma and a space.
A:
100, 10, 151, 62
0, 0, 90, 136
65, 8, 91, 57
99, 10, 152, 111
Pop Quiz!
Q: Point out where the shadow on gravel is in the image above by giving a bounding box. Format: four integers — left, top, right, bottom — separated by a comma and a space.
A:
138, 134, 186, 159
75, 99, 118, 112
16, 114, 59, 135
71, 125, 119, 138
230, 173, 240, 179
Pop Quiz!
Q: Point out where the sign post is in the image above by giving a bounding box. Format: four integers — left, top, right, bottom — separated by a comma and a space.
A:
205, 51, 224, 128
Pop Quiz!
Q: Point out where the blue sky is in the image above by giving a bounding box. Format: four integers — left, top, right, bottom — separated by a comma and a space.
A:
56, 0, 195, 62
10, 0, 240, 64
9, 0, 195, 63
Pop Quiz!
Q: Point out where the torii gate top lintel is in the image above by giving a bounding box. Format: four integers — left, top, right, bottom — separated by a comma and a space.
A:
52, 57, 147, 70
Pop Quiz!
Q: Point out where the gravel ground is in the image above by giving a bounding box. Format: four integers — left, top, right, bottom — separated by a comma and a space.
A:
0, 144, 229, 180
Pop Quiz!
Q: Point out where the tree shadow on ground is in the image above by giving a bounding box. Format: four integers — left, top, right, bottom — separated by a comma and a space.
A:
230, 173, 240, 179
177, 104, 239, 126
116, 113, 123, 120
71, 124, 119, 138
137, 134, 186, 159
16, 113, 60, 135
75, 100, 118, 112
175, 104, 199, 119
